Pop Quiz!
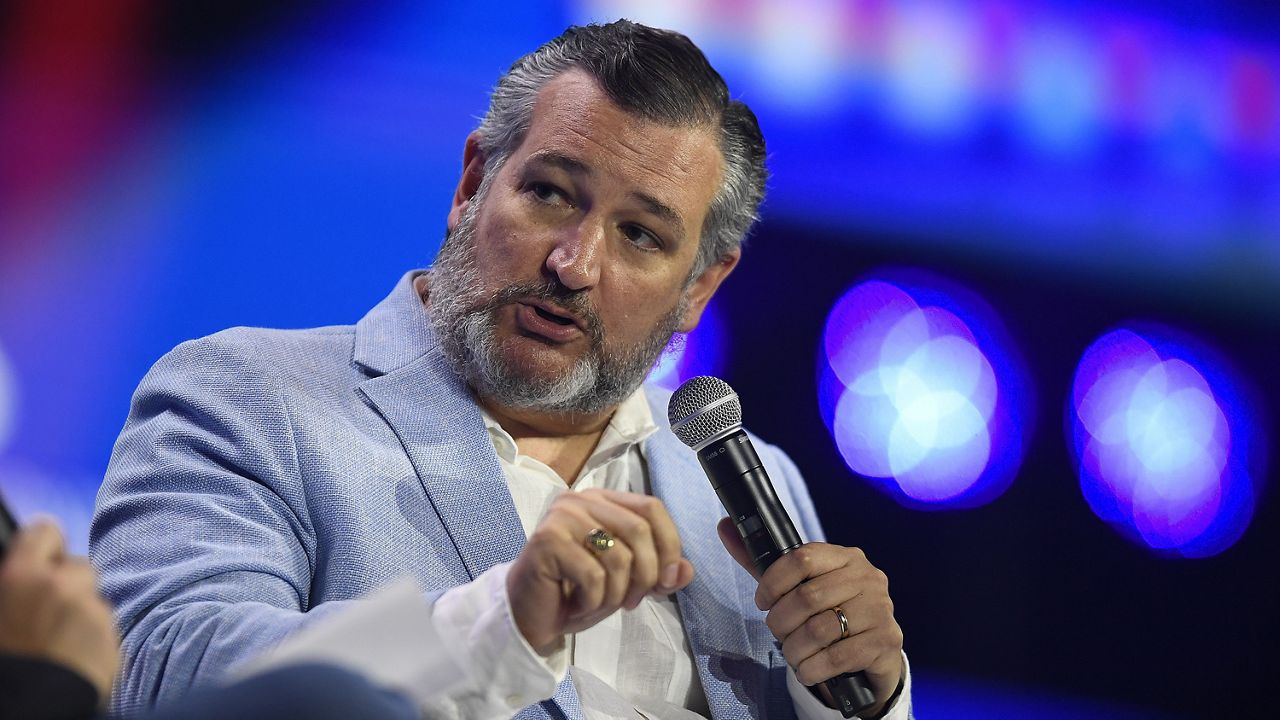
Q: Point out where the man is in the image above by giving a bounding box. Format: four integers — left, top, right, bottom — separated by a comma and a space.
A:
0, 519, 418, 720
91, 20, 911, 719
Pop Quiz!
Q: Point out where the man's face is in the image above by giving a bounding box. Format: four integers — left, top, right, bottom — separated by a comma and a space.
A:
428, 69, 735, 415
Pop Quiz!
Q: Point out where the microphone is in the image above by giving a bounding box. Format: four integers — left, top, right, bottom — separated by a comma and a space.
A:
668, 376, 876, 718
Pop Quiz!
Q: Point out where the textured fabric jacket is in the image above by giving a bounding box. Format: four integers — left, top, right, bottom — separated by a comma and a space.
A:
90, 272, 826, 718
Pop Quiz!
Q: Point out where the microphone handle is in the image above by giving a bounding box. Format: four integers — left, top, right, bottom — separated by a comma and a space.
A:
699, 431, 877, 718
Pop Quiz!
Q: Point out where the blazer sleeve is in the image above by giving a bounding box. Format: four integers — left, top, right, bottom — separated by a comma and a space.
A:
89, 332, 355, 714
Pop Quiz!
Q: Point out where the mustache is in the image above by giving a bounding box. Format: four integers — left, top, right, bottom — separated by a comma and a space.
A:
481, 280, 605, 344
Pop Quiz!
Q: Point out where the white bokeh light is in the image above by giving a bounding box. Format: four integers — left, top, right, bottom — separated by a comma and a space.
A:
831, 304, 998, 502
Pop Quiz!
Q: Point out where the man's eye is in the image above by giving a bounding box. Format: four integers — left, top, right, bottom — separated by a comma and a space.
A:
529, 182, 568, 205
622, 224, 661, 250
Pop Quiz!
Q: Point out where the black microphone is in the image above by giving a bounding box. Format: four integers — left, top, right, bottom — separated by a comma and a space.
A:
668, 376, 876, 718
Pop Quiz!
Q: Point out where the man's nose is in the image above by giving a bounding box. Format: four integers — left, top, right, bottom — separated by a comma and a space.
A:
545, 221, 604, 291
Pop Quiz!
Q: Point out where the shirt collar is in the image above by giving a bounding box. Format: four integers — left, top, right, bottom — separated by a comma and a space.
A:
479, 387, 660, 471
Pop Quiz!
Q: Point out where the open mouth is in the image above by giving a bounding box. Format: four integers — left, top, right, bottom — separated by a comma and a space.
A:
533, 305, 576, 326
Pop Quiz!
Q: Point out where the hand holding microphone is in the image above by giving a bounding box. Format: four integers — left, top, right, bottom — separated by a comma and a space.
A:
669, 377, 904, 718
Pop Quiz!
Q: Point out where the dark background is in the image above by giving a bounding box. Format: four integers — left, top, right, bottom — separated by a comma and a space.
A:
725, 224, 1276, 718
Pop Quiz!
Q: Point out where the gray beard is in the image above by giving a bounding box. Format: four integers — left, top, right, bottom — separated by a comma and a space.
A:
426, 188, 688, 416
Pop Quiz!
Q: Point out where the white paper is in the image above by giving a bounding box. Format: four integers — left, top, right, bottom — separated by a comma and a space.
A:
234, 576, 467, 707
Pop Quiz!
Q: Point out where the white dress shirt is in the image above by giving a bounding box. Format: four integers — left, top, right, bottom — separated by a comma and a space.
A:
425, 388, 912, 720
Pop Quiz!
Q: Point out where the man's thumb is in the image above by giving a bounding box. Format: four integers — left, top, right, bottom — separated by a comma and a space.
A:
716, 516, 763, 581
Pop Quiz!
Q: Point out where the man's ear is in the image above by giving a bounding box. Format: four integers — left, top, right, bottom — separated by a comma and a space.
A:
678, 248, 741, 333
448, 131, 488, 231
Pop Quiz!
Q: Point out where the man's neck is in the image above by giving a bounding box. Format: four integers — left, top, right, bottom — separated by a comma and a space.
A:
480, 399, 616, 486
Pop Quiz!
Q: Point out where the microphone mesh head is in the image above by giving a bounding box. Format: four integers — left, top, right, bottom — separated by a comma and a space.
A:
667, 376, 743, 448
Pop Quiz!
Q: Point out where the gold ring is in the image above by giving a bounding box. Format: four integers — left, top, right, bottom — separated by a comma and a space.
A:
585, 528, 615, 553
832, 606, 850, 640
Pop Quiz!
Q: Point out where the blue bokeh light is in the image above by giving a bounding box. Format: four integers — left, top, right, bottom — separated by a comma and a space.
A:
1070, 326, 1265, 557
820, 273, 1030, 509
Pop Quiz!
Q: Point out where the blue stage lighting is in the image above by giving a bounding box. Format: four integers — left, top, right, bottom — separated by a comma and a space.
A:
820, 274, 1029, 509
882, 2, 981, 135
1070, 327, 1265, 557
649, 299, 727, 392
1014, 24, 1105, 153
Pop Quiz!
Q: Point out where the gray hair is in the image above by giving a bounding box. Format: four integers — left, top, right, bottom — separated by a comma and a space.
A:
475, 20, 767, 277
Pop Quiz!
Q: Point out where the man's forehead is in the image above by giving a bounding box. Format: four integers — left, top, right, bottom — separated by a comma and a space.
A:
514, 70, 724, 216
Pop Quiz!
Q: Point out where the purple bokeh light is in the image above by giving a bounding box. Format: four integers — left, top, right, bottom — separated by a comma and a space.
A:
820, 273, 1030, 509
1070, 326, 1265, 557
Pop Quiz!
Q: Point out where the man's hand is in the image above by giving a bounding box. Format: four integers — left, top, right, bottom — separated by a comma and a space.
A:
0, 519, 122, 703
507, 489, 694, 655
717, 518, 903, 717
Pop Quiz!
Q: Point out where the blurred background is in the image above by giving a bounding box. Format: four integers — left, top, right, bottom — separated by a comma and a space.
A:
1, 0, 1276, 716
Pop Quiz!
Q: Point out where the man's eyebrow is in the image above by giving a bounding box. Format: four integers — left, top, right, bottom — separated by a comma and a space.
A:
631, 191, 686, 238
526, 150, 687, 238
527, 151, 593, 176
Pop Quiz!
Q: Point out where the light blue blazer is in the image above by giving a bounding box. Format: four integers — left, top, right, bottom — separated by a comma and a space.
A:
91, 272, 827, 718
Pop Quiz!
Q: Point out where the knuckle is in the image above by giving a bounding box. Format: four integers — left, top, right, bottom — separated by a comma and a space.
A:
795, 661, 822, 686
639, 495, 663, 515
879, 595, 895, 618
585, 565, 606, 587
803, 614, 827, 646
765, 612, 785, 639
611, 544, 634, 568
781, 636, 800, 662
798, 581, 824, 607
828, 639, 855, 670
624, 516, 653, 544
835, 639, 873, 672
794, 546, 819, 573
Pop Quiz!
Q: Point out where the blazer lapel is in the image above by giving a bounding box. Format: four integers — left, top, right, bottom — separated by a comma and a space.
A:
645, 424, 776, 719
358, 351, 526, 579
353, 272, 584, 719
